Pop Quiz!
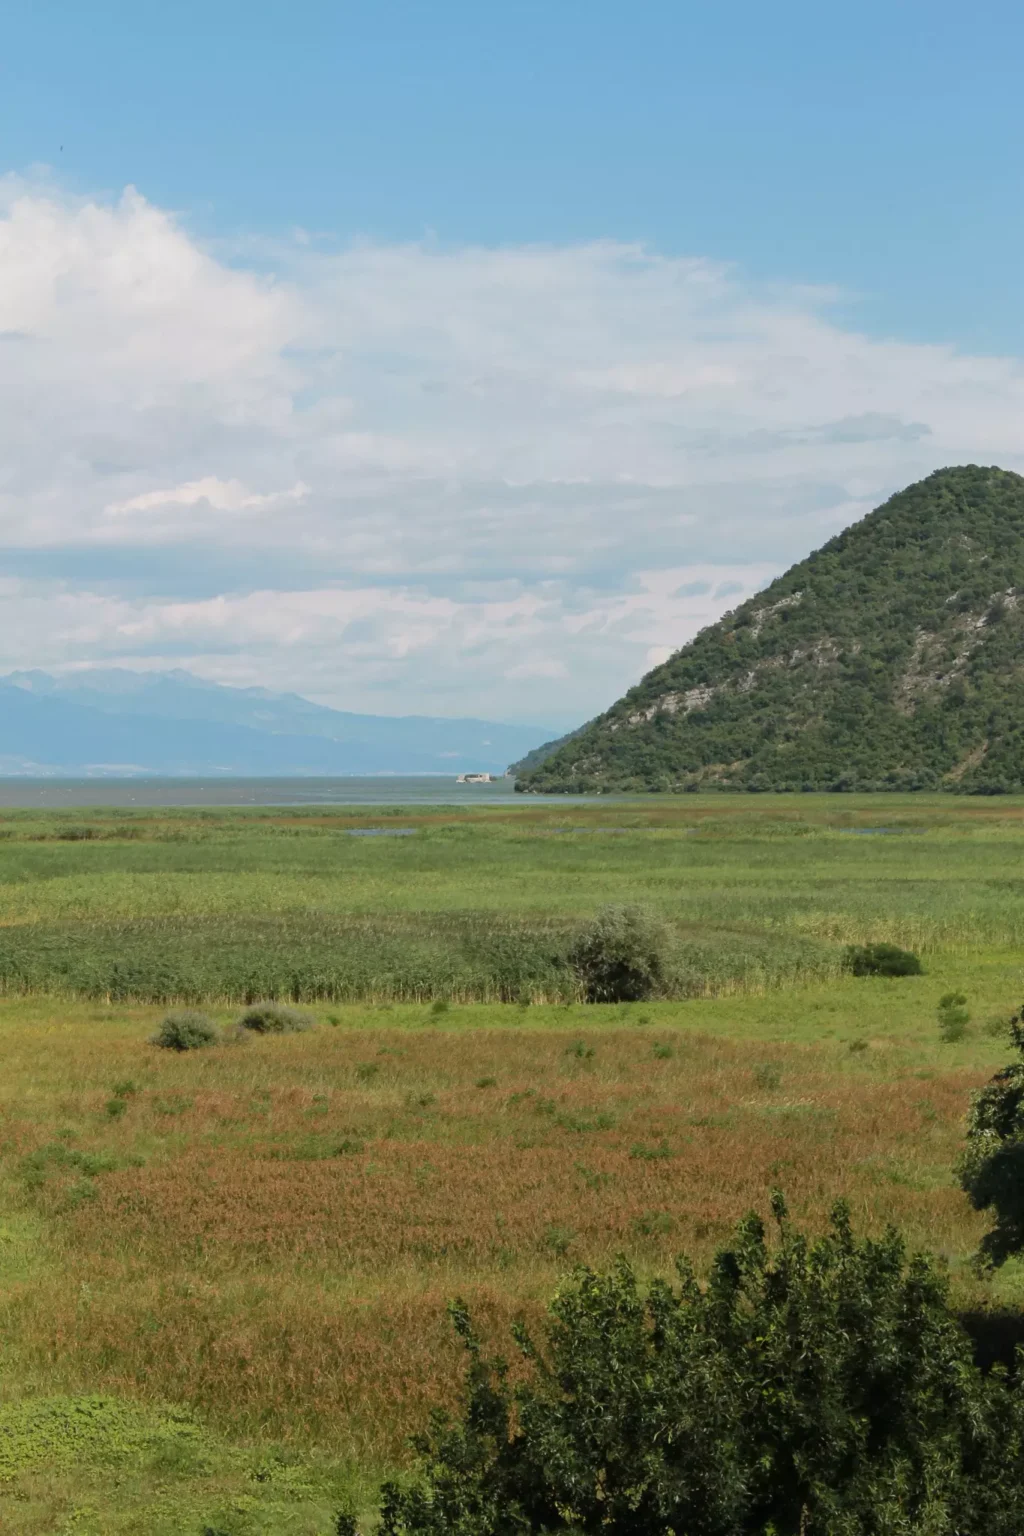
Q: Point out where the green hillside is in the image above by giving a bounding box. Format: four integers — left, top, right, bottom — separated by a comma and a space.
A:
507, 726, 581, 777
516, 466, 1024, 794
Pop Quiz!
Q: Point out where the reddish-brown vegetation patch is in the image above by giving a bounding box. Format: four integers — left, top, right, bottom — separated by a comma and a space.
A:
4, 1026, 988, 1455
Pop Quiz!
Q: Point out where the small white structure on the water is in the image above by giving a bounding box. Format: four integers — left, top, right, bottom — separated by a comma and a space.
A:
456, 772, 494, 784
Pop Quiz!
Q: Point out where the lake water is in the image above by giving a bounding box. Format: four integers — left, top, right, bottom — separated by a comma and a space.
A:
0, 776, 588, 809
840, 827, 920, 836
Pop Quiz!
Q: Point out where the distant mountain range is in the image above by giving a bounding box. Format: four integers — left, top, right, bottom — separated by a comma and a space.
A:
0, 669, 565, 777
517, 466, 1024, 794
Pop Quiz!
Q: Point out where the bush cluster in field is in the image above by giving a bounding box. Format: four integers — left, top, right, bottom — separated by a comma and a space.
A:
152, 1002, 314, 1049
845, 941, 923, 977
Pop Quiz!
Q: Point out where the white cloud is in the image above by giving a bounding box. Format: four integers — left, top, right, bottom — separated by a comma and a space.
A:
105, 478, 309, 518
0, 176, 1023, 721
0, 563, 773, 724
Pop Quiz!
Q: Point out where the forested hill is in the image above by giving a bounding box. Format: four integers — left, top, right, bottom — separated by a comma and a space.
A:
516, 466, 1024, 794
507, 726, 582, 778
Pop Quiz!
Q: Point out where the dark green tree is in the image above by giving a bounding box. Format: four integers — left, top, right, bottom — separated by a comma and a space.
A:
959, 1005, 1024, 1264
379, 1198, 1024, 1535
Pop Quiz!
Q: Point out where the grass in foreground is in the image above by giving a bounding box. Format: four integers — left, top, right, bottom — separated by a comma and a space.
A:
2, 962, 1023, 1532
2, 796, 1024, 1531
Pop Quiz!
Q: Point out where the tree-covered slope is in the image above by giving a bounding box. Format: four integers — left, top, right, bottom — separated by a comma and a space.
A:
517, 466, 1024, 794
507, 726, 583, 777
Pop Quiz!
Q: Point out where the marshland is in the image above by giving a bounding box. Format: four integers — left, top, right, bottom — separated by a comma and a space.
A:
2, 793, 1023, 1532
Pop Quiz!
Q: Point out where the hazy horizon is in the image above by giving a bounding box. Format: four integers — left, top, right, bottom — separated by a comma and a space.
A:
0, 665, 575, 734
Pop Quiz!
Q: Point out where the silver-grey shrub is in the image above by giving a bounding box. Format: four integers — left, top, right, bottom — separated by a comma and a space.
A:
150, 1010, 218, 1051
237, 1002, 314, 1034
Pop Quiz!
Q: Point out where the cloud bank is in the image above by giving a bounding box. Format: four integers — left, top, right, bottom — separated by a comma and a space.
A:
1, 174, 1023, 724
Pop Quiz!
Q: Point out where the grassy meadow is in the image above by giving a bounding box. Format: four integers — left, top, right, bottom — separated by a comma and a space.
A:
2, 794, 1024, 1532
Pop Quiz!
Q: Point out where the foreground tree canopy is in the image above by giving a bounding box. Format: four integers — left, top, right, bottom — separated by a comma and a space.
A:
515, 466, 1024, 794
376, 1199, 1024, 1536
959, 1004, 1024, 1265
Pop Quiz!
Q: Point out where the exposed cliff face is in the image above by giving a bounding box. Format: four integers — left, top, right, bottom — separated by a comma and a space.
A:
516, 466, 1024, 794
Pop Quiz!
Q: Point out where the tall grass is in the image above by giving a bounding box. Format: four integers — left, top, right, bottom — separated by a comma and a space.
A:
1, 797, 1022, 1002
0, 912, 837, 1002
1, 1014, 998, 1457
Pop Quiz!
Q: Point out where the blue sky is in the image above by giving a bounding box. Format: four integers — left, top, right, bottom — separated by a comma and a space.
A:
0, 1, 1022, 725
7, 0, 1022, 350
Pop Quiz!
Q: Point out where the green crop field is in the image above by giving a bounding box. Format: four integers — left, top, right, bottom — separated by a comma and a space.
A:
1, 795, 1024, 1532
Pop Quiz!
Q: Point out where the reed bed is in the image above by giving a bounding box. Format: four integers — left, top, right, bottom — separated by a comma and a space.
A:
0, 912, 838, 1003
1, 796, 1023, 1002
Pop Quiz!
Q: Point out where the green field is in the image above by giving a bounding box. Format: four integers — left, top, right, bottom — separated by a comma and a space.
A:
1, 795, 1023, 1532
2, 795, 1024, 1002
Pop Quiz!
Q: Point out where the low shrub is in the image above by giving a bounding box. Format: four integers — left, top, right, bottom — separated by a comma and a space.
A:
569, 904, 670, 1003
377, 1198, 1024, 1536
236, 1002, 313, 1034
21, 1142, 119, 1187
150, 1010, 218, 1051
845, 941, 923, 977
542, 1224, 574, 1257
752, 1062, 782, 1090
938, 991, 971, 1042
632, 1209, 675, 1237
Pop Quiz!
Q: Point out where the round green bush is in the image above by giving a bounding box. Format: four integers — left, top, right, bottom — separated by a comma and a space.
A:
236, 1002, 313, 1034
150, 1010, 218, 1051
845, 942, 923, 977
569, 904, 670, 1003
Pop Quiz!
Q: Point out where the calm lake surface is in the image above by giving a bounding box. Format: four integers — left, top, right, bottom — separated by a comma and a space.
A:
0, 776, 586, 808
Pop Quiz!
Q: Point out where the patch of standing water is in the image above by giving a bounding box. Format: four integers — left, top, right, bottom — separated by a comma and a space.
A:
346, 827, 416, 836
839, 827, 921, 836
537, 827, 675, 835
535, 826, 707, 836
